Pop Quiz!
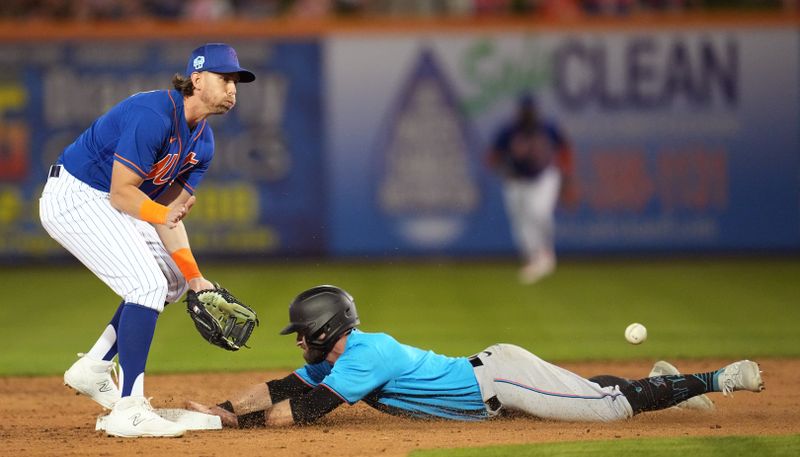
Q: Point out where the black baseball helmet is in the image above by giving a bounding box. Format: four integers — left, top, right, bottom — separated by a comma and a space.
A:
279, 285, 360, 356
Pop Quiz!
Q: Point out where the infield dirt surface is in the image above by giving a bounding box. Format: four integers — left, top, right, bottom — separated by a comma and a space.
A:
3, 359, 798, 456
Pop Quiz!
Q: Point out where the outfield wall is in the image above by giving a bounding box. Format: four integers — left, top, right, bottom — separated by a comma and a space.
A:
1, 17, 798, 261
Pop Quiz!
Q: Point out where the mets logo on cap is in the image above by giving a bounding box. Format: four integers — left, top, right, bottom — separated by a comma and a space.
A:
193, 56, 205, 70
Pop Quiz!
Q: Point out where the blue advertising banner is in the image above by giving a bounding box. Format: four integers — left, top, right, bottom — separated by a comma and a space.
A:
0, 40, 324, 261
326, 28, 800, 255
327, 38, 511, 256
2, 28, 798, 261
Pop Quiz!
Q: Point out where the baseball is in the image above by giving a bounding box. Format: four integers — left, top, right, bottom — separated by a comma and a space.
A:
624, 323, 647, 344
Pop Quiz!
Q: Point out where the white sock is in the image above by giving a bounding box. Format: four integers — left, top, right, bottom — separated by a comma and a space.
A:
86, 324, 117, 360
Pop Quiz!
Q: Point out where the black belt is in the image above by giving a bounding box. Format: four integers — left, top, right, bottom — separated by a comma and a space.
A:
468, 355, 502, 412
48, 164, 62, 178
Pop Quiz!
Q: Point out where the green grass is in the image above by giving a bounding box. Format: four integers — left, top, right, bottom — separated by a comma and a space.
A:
1, 257, 798, 376
410, 435, 800, 457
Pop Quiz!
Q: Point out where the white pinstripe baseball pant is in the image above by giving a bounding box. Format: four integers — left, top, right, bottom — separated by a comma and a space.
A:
39, 166, 188, 312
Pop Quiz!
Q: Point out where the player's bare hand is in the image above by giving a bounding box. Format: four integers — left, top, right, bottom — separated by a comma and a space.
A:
165, 195, 196, 228
183, 195, 196, 215
165, 205, 187, 229
188, 277, 215, 292
186, 400, 239, 428
185, 400, 214, 415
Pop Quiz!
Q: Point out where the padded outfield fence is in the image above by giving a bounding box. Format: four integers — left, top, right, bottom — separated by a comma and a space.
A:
0, 14, 798, 263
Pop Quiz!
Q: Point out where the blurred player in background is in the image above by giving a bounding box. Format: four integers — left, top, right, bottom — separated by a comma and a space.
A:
486, 94, 578, 284
186, 285, 762, 427
39, 43, 255, 438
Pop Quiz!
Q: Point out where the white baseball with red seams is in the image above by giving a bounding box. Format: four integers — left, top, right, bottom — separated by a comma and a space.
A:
625, 323, 648, 345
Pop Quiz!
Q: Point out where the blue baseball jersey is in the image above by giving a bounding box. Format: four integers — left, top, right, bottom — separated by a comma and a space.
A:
294, 329, 487, 421
492, 121, 567, 179
57, 89, 213, 198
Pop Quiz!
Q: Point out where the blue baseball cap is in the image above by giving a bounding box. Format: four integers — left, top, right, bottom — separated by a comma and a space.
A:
185, 43, 256, 83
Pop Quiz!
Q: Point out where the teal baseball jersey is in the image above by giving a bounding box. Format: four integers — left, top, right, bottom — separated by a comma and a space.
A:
295, 329, 487, 421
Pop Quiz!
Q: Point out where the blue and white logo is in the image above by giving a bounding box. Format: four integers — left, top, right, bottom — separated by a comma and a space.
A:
193, 56, 205, 70
374, 48, 480, 248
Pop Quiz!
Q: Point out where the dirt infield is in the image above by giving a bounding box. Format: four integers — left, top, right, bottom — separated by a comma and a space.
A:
2, 359, 798, 456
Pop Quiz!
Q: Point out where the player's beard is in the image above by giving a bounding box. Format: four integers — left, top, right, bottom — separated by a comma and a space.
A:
219, 96, 235, 113
201, 91, 235, 114
213, 98, 234, 114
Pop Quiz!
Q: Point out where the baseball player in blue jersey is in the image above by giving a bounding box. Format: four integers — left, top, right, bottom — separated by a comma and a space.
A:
487, 94, 578, 284
39, 43, 255, 438
186, 285, 764, 428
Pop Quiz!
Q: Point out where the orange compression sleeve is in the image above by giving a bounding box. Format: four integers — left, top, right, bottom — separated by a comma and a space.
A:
139, 199, 170, 225
170, 248, 202, 281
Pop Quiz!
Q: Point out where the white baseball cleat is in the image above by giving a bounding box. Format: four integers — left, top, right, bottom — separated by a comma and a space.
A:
64, 353, 120, 409
649, 360, 715, 411
716, 360, 765, 396
518, 254, 556, 285
104, 396, 186, 438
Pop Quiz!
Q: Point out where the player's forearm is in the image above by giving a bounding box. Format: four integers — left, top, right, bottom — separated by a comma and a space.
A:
210, 383, 280, 428
223, 399, 292, 429
110, 160, 168, 223
110, 162, 191, 227
265, 401, 295, 427
109, 183, 163, 222
154, 220, 190, 253
229, 401, 313, 428
231, 382, 342, 427
230, 382, 274, 415
155, 222, 209, 288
